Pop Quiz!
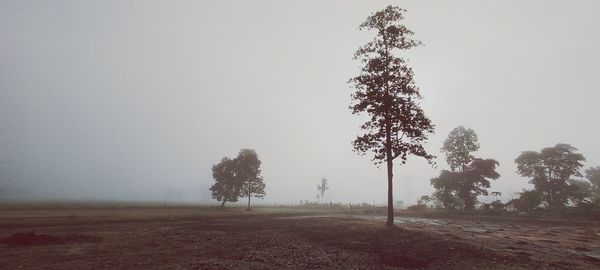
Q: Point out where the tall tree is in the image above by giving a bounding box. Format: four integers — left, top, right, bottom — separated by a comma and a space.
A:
441, 126, 479, 172
458, 158, 500, 210
515, 143, 586, 210
209, 157, 240, 207
236, 149, 266, 211
316, 178, 329, 203
349, 6, 435, 226
432, 127, 499, 210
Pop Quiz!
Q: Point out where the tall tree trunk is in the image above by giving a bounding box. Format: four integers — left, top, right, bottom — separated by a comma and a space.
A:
386, 120, 394, 226
220, 200, 226, 208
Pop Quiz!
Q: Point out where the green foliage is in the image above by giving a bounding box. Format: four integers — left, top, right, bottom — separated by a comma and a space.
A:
515, 143, 586, 210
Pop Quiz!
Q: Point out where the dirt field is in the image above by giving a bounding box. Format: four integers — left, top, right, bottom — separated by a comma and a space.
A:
0, 205, 599, 269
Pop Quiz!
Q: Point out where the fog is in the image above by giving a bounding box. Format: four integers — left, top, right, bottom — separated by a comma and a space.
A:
1, 0, 599, 205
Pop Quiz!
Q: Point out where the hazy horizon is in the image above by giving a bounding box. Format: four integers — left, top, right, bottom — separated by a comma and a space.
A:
1, 0, 599, 206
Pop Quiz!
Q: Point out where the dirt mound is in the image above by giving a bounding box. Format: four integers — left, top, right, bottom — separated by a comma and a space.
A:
0, 232, 101, 246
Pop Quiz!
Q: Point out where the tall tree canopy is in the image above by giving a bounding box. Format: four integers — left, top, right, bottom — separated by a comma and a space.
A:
441, 126, 479, 172
236, 149, 266, 211
515, 143, 586, 210
209, 157, 240, 207
349, 6, 434, 226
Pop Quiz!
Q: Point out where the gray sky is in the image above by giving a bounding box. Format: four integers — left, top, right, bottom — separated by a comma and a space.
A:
1, 0, 599, 205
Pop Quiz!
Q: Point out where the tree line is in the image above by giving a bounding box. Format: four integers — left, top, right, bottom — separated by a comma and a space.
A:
427, 126, 600, 213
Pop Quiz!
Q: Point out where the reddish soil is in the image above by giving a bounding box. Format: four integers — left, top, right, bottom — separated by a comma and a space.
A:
0, 206, 598, 269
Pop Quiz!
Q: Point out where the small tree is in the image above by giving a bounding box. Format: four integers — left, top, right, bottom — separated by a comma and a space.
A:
236, 149, 266, 211
317, 178, 329, 203
209, 157, 240, 207
350, 6, 435, 226
515, 143, 586, 210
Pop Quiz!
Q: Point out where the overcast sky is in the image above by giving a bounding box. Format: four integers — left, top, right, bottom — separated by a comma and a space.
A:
1, 0, 599, 205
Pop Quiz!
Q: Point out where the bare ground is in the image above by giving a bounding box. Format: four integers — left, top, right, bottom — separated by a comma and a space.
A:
0, 206, 598, 269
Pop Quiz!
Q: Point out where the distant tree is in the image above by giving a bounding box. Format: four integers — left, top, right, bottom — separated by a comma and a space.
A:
459, 158, 500, 210
349, 6, 435, 226
515, 143, 586, 210
487, 191, 504, 211
431, 171, 461, 210
418, 195, 432, 207
514, 190, 543, 212
432, 188, 460, 210
567, 179, 593, 206
585, 166, 600, 202
441, 126, 479, 172
490, 200, 504, 211
236, 149, 266, 211
586, 166, 600, 187
316, 178, 329, 203
209, 157, 241, 207
432, 127, 500, 210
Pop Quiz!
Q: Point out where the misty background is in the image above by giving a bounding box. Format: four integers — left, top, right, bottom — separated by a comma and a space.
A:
1, 0, 599, 205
